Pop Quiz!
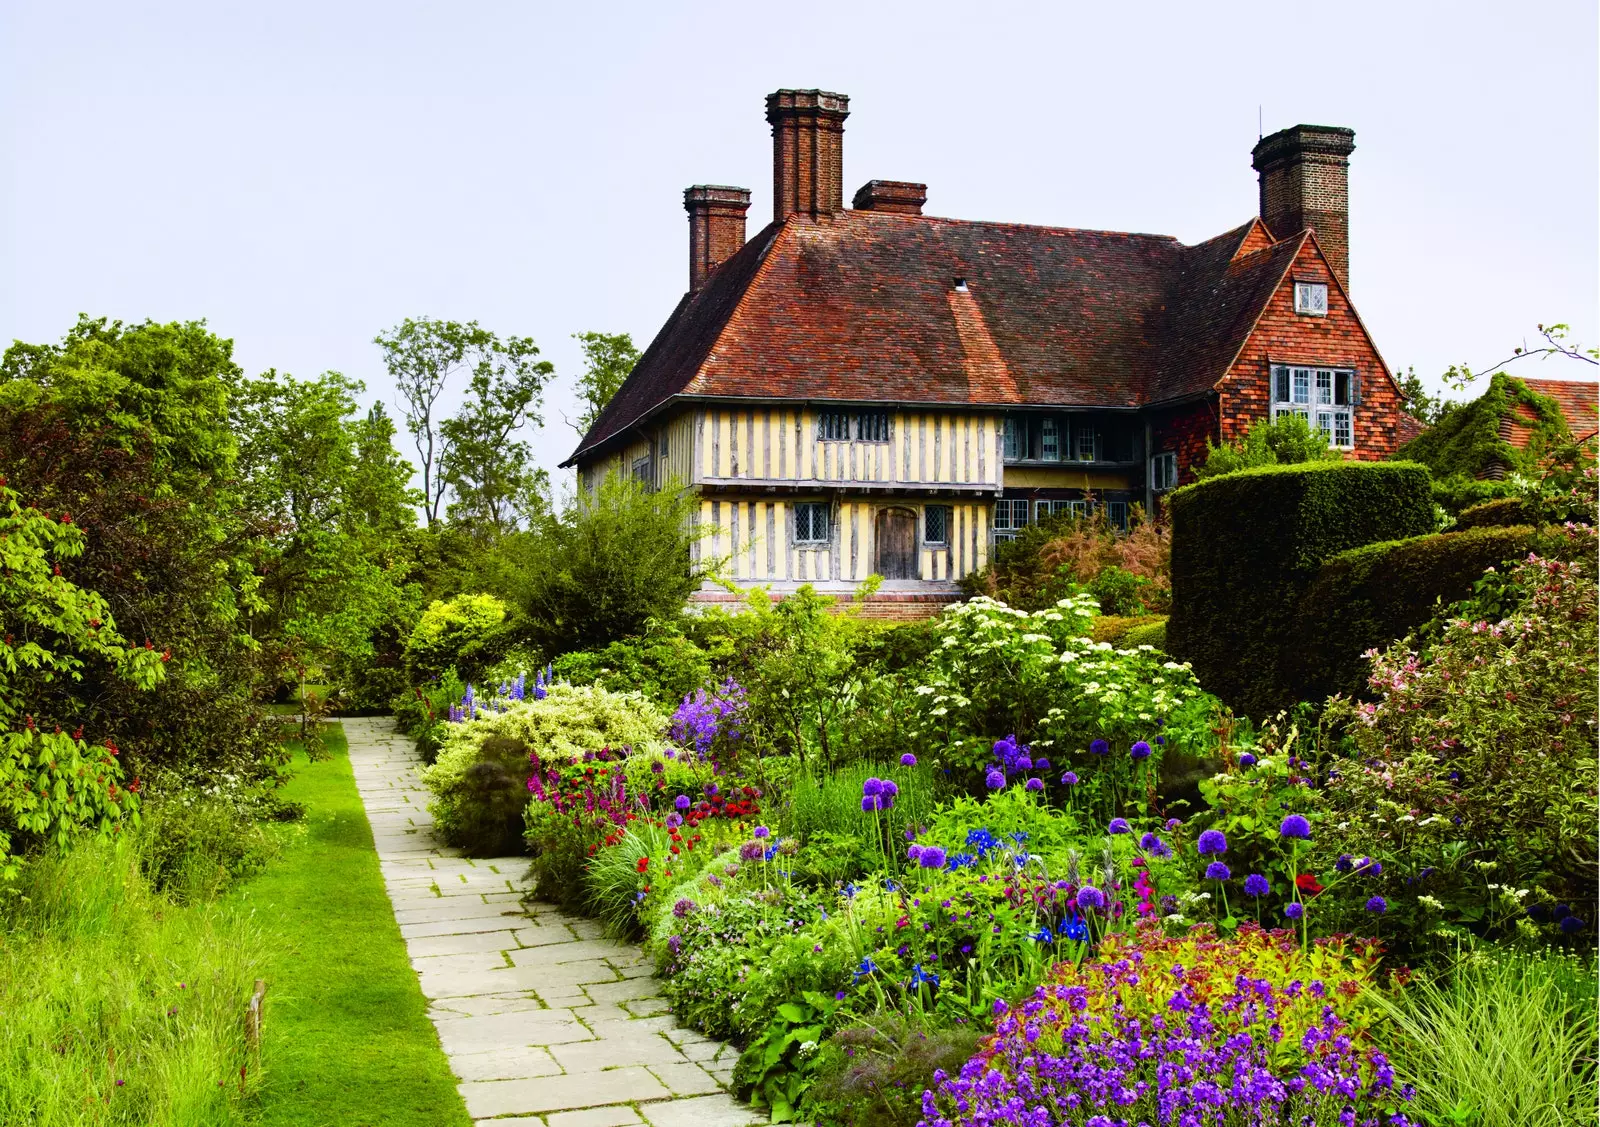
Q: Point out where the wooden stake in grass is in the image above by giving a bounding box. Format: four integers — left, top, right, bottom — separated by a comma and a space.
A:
245, 978, 267, 1054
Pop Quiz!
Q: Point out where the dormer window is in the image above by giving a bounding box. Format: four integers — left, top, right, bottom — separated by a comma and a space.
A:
953, 277, 969, 292
1293, 282, 1329, 316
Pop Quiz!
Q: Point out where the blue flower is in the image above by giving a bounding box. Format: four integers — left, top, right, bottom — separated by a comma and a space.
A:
674, 795, 691, 811
1279, 814, 1311, 840
1060, 771, 1079, 786
966, 828, 998, 854
852, 957, 879, 983
900, 753, 918, 767
908, 964, 940, 988
1238, 752, 1257, 768
863, 777, 884, 798
860, 796, 876, 813
1089, 739, 1110, 756
1031, 925, 1054, 943
1197, 829, 1227, 856
1130, 741, 1152, 760
984, 768, 1005, 790
1243, 873, 1270, 897
1060, 915, 1089, 942
1335, 853, 1354, 873
1560, 915, 1586, 934
1154, 735, 1165, 746
1076, 886, 1107, 911
1033, 758, 1051, 771
753, 825, 770, 839
918, 846, 947, 869
1356, 857, 1382, 876
1025, 778, 1043, 791
1108, 818, 1132, 835
1285, 902, 1305, 920
1365, 896, 1388, 914
1205, 861, 1231, 882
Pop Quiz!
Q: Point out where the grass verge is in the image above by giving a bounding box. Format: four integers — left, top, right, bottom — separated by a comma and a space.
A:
241, 723, 469, 1127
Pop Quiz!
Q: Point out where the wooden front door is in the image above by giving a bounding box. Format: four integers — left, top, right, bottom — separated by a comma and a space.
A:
874, 507, 918, 580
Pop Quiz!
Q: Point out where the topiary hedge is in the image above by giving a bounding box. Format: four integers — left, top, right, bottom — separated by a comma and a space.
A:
1119, 617, 1168, 651
1166, 461, 1435, 717
1291, 524, 1539, 700
1454, 496, 1536, 530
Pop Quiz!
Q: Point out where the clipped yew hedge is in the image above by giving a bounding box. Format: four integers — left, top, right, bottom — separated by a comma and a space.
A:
1166, 461, 1435, 717
1292, 524, 1540, 700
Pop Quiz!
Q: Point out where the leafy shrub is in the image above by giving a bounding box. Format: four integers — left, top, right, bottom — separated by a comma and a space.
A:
1369, 948, 1598, 1127
1118, 617, 1167, 650
135, 795, 277, 903
1454, 495, 1536, 529
1400, 371, 1575, 480
1195, 410, 1340, 479
403, 593, 508, 682
959, 510, 1169, 612
552, 623, 711, 708
422, 683, 667, 850
1293, 524, 1539, 699
1166, 460, 1434, 717
805, 1013, 983, 1127
1431, 474, 1522, 517
1318, 512, 1598, 948
1087, 564, 1156, 615
1089, 613, 1164, 645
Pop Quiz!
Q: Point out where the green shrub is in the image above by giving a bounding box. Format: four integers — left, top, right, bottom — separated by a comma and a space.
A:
552, 623, 711, 708
1431, 474, 1521, 517
422, 683, 666, 852
136, 795, 278, 904
1088, 564, 1154, 615
1166, 461, 1434, 717
403, 593, 508, 682
1400, 372, 1574, 480
1455, 495, 1537, 530
1091, 613, 1164, 645
1294, 525, 1539, 699
1194, 411, 1339, 480
1118, 617, 1168, 651
804, 1014, 984, 1127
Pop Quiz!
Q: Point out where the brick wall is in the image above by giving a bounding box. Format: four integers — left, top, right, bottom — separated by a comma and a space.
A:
1219, 237, 1406, 460
1150, 400, 1220, 487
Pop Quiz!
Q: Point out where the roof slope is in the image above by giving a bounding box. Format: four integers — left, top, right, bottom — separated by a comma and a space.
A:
1511, 376, 1599, 445
568, 211, 1305, 463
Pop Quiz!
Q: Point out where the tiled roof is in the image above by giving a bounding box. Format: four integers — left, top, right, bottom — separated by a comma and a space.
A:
568, 211, 1305, 464
1508, 376, 1599, 446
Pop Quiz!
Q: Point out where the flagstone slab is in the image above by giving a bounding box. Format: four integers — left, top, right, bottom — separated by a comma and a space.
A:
343, 716, 764, 1124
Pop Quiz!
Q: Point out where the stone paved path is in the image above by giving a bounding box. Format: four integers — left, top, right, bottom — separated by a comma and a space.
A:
344, 717, 765, 1127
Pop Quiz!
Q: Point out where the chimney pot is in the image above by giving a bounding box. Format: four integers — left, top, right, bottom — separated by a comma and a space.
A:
766, 88, 849, 222
1251, 124, 1356, 290
684, 184, 751, 292
852, 180, 927, 215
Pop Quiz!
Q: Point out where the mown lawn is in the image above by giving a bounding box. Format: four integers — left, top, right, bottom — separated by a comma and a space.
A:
240, 724, 469, 1127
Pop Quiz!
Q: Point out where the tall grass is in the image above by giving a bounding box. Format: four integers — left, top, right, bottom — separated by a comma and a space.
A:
0, 810, 269, 1126
1371, 948, 1599, 1127
788, 761, 938, 844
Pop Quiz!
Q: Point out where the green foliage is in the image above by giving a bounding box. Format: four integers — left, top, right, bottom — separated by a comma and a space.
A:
1454, 496, 1536, 530
404, 593, 509, 682
1400, 372, 1574, 481
373, 316, 550, 527
1369, 949, 1598, 1127
551, 622, 711, 708
583, 822, 672, 938
1166, 461, 1435, 717
1195, 412, 1339, 480
571, 330, 640, 435
805, 1014, 984, 1127
1119, 617, 1168, 651
959, 510, 1169, 613
1319, 511, 1597, 948
789, 762, 939, 848
439, 361, 552, 540
423, 683, 666, 850
1293, 524, 1540, 700
1396, 366, 1459, 427
505, 472, 717, 657
735, 992, 843, 1122
1088, 565, 1155, 615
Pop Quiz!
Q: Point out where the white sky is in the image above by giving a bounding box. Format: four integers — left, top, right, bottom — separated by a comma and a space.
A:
4, 1, 1596, 489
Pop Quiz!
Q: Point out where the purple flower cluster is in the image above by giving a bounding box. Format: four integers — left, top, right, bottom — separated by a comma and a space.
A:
920, 963, 1412, 1127
863, 777, 899, 812
669, 678, 748, 758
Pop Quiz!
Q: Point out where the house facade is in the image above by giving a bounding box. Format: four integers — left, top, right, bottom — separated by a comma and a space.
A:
564, 90, 1409, 607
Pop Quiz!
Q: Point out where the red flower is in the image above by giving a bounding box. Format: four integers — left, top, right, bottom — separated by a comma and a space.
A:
1295, 873, 1325, 897
636, 857, 649, 873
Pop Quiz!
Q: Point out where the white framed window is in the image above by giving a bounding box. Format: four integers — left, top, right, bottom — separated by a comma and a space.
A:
1040, 417, 1060, 461
1293, 282, 1328, 316
1271, 365, 1358, 449
1107, 500, 1130, 532
794, 502, 830, 544
992, 498, 1030, 543
855, 412, 890, 442
631, 456, 654, 489
1074, 421, 1097, 462
923, 505, 950, 546
818, 413, 849, 441
1003, 416, 1023, 460
1151, 451, 1177, 492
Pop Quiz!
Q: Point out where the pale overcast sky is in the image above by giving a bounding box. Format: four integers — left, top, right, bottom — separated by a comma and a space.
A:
4, 1, 1596, 488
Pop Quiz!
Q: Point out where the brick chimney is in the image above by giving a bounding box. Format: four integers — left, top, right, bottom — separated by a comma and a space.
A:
684, 185, 751, 292
852, 180, 927, 215
766, 89, 849, 222
1251, 125, 1356, 290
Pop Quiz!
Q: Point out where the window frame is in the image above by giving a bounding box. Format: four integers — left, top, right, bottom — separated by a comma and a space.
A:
923, 504, 951, 547
854, 411, 891, 443
1293, 281, 1329, 316
631, 455, 654, 490
1106, 500, 1130, 532
1150, 451, 1178, 493
1271, 364, 1357, 450
793, 501, 831, 545
817, 412, 849, 442
991, 498, 1029, 543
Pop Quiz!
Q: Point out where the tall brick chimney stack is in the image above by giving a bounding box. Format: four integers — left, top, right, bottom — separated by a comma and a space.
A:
684, 185, 752, 292
1251, 125, 1356, 291
766, 89, 849, 222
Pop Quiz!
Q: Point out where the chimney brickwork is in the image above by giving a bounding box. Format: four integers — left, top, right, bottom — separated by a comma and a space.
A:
684, 185, 752, 292
1251, 125, 1356, 291
852, 180, 927, 215
766, 89, 849, 222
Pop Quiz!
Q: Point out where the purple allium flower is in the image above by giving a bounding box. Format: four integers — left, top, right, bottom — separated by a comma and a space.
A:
880, 780, 899, 797
674, 795, 691, 811
1033, 758, 1050, 770
1016, 756, 1033, 771
703, 782, 718, 797
1285, 902, 1305, 920
1154, 735, 1165, 746
1060, 771, 1079, 785
665, 813, 683, 829
985, 768, 1005, 790
739, 840, 764, 862
1075, 886, 1107, 911
863, 777, 883, 797
1089, 738, 1110, 756
1243, 873, 1270, 897
919, 847, 947, 870
1357, 857, 1382, 876
650, 760, 665, 774
907, 844, 924, 862
861, 796, 877, 813
1130, 740, 1152, 759
1108, 818, 1132, 835
1238, 752, 1257, 768
900, 753, 917, 767
1197, 829, 1228, 856
1279, 814, 1311, 839
1335, 853, 1354, 873
1554, 903, 1573, 920
672, 898, 696, 918
753, 825, 770, 839
1025, 778, 1044, 791
1165, 818, 1181, 831
1205, 861, 1231, 882
1560, 915, 1586, 934
1365, 896, 1388, 914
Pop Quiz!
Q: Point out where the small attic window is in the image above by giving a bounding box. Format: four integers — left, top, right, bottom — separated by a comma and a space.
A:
953, 277, 969, 292
1294, 282, 1328, 316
